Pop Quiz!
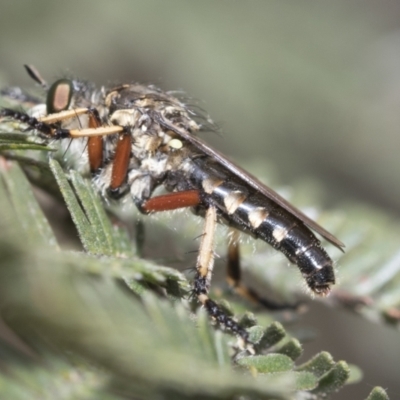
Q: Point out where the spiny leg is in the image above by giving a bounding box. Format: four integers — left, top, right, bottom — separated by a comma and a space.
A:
1, 106, 126, 192
0, 107, 124, 139
38, 108, 125, 139
0, 108, 55, 136
193, 206, 249, 341
139, 194, 249, 340
227, 228, 299, 310
42, 103, 129, 196
39, 106, 131, 197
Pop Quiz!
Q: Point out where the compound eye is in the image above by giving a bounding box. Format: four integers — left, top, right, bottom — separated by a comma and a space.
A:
46, 79, 73, 114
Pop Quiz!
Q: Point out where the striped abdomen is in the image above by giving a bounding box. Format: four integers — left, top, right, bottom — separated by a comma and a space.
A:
187, 158, 335, 295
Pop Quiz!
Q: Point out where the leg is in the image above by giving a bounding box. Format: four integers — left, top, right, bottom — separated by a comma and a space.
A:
107, 133, 132, 197
193, 206, 249, 341
134, 218, 146, 258
0, 108, 124, 139
141, 190, 201, 213
136, 194, 249, 340
0, 108, 55, 136
227, 228, 299, 310
87, 110, 104, 174
44, 106, 129, 196
136, 196, 250, 340
1, 106, 129, 194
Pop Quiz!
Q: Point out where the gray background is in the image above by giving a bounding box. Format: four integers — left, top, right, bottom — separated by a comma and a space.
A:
1, 1, 400, 398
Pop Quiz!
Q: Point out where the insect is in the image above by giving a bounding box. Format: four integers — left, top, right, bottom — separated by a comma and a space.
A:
0, 65, 345, 342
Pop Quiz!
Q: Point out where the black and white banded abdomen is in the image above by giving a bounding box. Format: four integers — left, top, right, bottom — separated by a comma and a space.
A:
185, 158, 335, 295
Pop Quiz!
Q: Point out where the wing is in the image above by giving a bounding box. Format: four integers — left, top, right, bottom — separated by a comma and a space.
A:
158, 117, 345, 252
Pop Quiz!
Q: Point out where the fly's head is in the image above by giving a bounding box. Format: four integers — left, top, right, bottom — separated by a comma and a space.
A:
25, 77, 101, 133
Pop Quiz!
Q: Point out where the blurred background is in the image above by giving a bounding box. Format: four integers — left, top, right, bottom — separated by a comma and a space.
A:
1, 1, 400, 398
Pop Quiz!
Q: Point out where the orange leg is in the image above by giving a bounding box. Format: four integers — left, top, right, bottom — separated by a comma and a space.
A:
87, 111, 104, 173
141, 190, 201, 213
132, 190, 201, 259
108, 134, 132, 196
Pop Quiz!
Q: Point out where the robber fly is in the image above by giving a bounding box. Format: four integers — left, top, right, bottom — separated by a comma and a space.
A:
0, 65, 344, 341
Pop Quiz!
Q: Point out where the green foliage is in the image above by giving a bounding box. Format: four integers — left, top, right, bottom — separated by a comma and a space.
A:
366, 387, 390, 400
0, 126, 391, 398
